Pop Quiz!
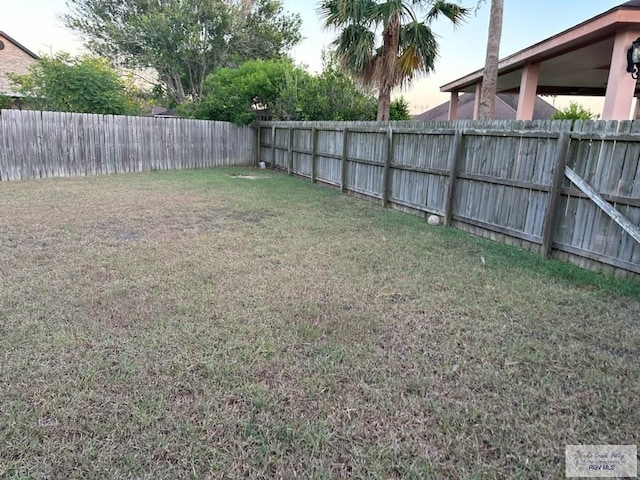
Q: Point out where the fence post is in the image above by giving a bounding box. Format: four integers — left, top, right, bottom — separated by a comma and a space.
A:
288, 127, 294, 175
255, 123, 261, 167
311, 127, 318, 184
270, 126, 277, 170
541, 131, 571, 259
382, 126, 393, 207
341, 127, 348, 192
444, 130, 464, 226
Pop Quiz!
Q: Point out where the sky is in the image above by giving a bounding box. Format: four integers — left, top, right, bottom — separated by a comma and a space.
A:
1, 0, 627, 113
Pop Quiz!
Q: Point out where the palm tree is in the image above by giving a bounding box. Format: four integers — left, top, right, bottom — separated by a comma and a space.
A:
478, 0, 503, 120
319, 0, 470, 121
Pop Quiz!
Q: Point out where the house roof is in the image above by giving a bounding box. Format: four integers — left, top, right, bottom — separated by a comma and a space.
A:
440, 1, 640, 96
412, 93, 557, 121
0, 31, 39, 60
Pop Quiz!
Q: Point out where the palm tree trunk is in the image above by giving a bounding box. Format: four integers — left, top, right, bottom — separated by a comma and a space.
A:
478, 0, 503, 120
377, 86, 392, 121
376, 14, 401, 121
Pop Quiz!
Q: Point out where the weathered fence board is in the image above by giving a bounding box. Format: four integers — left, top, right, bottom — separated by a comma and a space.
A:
259, 119, 640, 276
0, 109, 255, 181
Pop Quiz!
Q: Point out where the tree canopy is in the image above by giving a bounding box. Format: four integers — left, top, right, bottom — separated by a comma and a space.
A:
551, 102, 599, 122
320, 0, 470, 121
9, 53, 139, 115
63, 0, 302, 104
193, 57, 412, 124
193, 59, 294, 124
193, 59, 373, 124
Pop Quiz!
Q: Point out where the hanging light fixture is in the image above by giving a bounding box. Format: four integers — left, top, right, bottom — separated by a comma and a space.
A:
626, 37, 640, 79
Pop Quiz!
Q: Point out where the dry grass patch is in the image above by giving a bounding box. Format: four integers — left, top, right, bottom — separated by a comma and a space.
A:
1, 168, 638, 479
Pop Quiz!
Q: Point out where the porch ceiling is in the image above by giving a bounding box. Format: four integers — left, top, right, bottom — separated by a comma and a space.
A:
495, 37, 617, 96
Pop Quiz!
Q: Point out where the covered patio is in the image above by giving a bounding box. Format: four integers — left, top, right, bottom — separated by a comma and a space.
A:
441, 1, 640, 120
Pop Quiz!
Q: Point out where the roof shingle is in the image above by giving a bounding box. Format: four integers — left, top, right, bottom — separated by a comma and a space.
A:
412, 93, 557, 121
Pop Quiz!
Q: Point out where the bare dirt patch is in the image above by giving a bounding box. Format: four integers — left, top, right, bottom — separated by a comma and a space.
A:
229, 174, 272, 180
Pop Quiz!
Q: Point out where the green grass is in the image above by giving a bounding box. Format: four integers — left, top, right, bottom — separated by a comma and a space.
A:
1, 168, 638, 479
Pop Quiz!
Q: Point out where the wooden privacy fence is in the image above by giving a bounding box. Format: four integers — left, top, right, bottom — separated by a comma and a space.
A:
258, 120, 640, 277
0, 109, 256, 180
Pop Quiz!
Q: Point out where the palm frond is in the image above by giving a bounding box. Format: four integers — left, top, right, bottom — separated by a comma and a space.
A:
319, 0, 377, 28
359, 55, 380, 88
332, 24, 377, 78
371, 0, 409, 25
425, 1, 471, 26
397, 21, 438, 85
318, 0, 341, 28
396, 45, 422, 83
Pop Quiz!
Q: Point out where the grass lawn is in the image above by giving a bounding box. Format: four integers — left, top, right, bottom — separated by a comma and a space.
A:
1, 168, 639, 479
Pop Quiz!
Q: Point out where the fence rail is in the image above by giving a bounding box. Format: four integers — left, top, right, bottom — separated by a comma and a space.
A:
0, 109, 256, 180
3, 111, 638, 276
258, 119, 640, 277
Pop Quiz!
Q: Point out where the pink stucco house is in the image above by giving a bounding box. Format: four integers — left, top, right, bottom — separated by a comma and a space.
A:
441, 1, 640, 120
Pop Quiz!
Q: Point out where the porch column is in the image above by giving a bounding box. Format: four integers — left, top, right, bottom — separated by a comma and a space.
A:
473, 81, 482, 120
448, 91, 459, 120
634, 97, 640, 119
602, 29, 640, 120
516, 63, 539, 120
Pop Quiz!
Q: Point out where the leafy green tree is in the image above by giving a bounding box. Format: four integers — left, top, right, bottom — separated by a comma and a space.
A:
9, 53, 138, 115
194, 59, 295, 124
389, 97, 411, 120
0, 94, 13, 110
63, 0, 301, 104
273, 63, 378, 121
319, 0, 470, 121
194, 58, 385, 124
552, 102, 599, 121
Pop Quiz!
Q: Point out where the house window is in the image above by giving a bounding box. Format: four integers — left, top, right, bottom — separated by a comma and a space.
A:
0, 40, 5, 50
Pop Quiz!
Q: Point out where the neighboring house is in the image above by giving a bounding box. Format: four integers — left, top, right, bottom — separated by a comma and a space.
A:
0, 31, 39, 103
412, 93, 557, 121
